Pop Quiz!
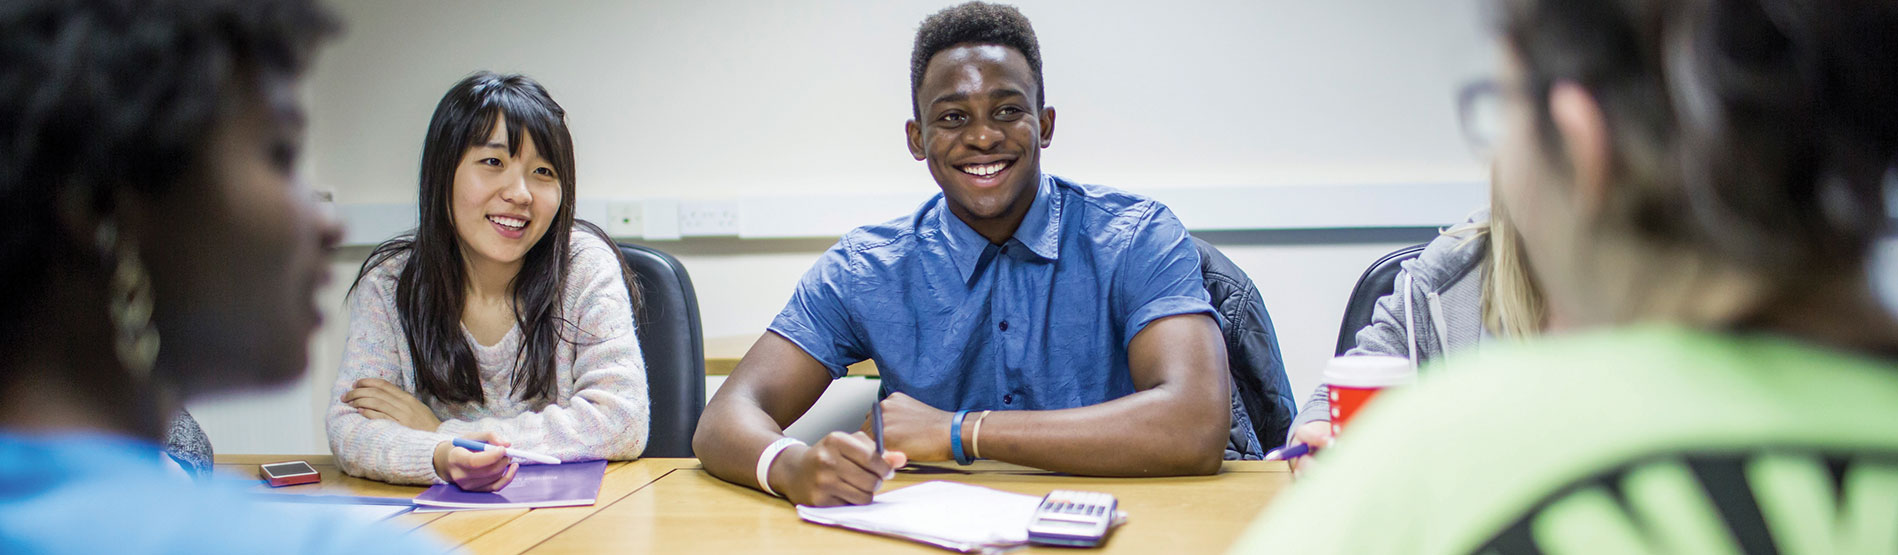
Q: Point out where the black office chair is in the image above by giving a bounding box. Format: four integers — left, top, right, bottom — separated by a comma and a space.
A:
617, 242, 706, 458
1334, 243, 1428, 356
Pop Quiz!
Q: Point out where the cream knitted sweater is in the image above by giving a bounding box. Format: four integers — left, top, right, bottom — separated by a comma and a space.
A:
326, 233, 649, 485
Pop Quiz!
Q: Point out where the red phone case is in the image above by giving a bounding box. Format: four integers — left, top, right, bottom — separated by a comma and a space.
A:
261, 461, 321, 487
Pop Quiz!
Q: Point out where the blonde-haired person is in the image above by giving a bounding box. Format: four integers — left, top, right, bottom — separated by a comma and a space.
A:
1284, 177, 1548, 472
1235, 0, 1898, 552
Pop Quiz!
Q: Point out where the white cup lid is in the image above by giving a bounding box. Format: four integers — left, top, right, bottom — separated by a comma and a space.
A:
1322, 355, 1416, 388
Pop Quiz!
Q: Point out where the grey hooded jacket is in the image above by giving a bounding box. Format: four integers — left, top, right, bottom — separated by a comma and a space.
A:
1289, 210, 1491, 439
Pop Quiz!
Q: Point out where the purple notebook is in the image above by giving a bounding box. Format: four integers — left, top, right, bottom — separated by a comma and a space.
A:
412, 460, 607, 510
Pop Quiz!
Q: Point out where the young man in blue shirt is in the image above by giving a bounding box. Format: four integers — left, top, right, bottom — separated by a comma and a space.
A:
696, 1, 1231, 507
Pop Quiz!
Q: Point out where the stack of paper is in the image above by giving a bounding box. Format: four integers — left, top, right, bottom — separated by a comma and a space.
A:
796, 481, 1044, 552
412, 460, 607, 512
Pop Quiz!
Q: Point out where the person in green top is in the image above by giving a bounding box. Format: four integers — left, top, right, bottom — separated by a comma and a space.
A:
1235, 1, 1898, 553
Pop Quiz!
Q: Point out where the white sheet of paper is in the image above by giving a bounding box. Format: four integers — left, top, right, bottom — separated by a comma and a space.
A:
796, 481, 1042, 552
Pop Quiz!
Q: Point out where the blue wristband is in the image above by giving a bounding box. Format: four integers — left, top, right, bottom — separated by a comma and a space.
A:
950, 409, 973, 465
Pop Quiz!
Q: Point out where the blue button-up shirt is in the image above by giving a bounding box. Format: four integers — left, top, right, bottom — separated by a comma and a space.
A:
769, 174, 1214, 412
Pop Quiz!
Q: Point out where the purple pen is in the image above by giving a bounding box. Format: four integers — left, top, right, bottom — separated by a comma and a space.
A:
1264, 442, 1312, 461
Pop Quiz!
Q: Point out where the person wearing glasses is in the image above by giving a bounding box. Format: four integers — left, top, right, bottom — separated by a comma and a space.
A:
1285, 84, 1558, 474
1235, 0, 1898, 552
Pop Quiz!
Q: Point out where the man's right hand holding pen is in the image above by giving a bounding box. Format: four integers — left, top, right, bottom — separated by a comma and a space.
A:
767, 394, 905, 507
768, 431, 905, 506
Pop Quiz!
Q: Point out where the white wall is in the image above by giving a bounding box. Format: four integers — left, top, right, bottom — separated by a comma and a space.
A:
191, 0, 1504, 453
305, 0, 1493, 205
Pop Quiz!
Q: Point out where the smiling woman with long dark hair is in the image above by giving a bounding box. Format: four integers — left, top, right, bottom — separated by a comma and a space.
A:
326, 72, 648, 491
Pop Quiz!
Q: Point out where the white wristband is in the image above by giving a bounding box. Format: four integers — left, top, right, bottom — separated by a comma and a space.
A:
755, 437, 805, 497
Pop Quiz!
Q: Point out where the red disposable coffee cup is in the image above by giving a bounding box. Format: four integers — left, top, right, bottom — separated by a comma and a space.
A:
1324, 355, 1415, 437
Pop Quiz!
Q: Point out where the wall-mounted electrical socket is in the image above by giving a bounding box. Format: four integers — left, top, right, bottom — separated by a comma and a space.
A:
678, 200, 741, 237
605, 200, 643, 238
641, 199, 682, 240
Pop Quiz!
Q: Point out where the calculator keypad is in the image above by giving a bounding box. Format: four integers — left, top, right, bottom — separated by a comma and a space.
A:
1033, 491, 1116, 526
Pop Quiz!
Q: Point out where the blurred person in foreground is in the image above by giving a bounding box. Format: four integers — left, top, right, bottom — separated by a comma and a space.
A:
0, 0, 442, 552
1234, 0, 1898, 552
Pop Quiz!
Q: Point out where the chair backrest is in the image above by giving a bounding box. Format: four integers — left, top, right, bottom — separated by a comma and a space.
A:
1335, 243, 1428, 356
616, 242, 706, 458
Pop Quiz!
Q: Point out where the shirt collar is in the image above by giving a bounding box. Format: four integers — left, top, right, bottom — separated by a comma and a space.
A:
1013, 174, 1063, 261
939, 174, 1063, 285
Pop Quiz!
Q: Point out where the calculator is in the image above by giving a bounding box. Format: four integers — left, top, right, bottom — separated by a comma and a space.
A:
1026, 490, 1118, 547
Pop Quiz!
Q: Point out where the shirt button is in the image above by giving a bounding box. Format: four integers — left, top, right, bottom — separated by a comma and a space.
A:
1003, 394, 1015, 405
999, 320, 1009, 331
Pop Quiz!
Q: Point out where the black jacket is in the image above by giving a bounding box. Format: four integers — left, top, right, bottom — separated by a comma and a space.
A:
1193, 237, 1297, 459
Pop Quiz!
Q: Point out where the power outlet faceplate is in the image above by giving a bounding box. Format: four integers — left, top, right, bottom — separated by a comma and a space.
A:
605, 201, 643, 238
677, 200, 740, 237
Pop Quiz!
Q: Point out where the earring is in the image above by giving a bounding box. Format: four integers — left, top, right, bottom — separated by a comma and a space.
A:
95, 220, 161, 381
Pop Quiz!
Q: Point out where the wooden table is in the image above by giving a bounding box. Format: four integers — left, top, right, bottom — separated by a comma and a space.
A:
215, 456, 1289, 554
705, 333, 879, 376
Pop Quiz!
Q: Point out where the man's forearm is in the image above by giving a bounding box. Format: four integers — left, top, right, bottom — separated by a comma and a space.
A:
960, 385, 1227, 476
693, 396, 790, 490
693, 332, 838, 492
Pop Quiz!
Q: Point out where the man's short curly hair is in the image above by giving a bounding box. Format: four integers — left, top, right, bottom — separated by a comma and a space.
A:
909, 2, 1043, 119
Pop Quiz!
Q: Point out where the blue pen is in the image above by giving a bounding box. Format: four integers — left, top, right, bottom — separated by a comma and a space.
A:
871, 399, 885, 455
871, 399, 894, 480
1263, 442, 1312, 461
451, 438, 561, 465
